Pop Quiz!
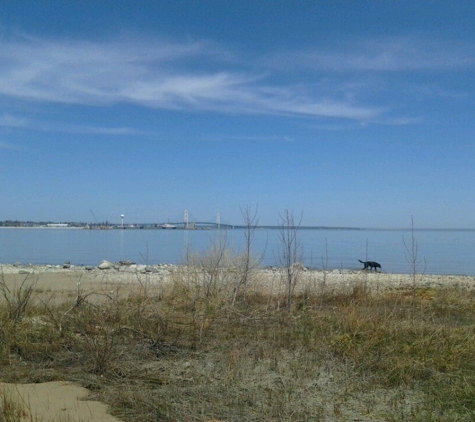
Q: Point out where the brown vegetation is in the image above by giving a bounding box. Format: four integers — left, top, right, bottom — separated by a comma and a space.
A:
1, 257, 475, 421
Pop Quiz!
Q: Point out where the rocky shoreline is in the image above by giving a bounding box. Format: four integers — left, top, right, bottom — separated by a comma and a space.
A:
2, 261, 475, 293
0, 260, 176, 273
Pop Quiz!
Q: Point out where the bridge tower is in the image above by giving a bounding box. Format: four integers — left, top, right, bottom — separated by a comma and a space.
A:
184, 210, 189, 229
217, 213, 220, 229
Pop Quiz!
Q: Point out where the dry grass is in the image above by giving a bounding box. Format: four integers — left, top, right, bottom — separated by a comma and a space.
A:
1, 262, 475, 421
0, 387, 29, 422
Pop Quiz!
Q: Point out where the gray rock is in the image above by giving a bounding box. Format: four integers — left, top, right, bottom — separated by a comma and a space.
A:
85, 266, 94, 271
98, 260, 113, 270
119, 260, 135, 266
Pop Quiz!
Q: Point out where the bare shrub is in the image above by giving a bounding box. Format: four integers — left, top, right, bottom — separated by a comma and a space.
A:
277, 209, 304, 309
82, 325, 119, 376
403, 216, 426, 321
0, 272, 37, 323
3, 247, 475, 420
175, 232, 237, 304
232, 205, 265, 305
39, 276, 98, 336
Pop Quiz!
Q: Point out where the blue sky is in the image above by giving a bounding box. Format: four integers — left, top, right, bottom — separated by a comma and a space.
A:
1, 1, 475, 228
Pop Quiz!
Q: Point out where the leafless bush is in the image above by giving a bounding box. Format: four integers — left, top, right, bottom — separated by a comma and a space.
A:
277, 209, 304, 309
403, 216, 426, 320
39, 276, 99, 335
232, 205, 265, 305
3, 244, 475, 420
0, 272, 37, 323
176, 231, 238, 303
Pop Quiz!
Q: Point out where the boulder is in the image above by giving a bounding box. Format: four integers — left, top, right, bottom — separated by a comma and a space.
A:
98, 260, 113, 270
136, 265, 147, 273
119, 260, 136, 266
128, 264, 138, 272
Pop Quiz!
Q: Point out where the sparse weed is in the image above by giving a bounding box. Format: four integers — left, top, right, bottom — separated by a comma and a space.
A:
1, 252, 475, 421
0, 387, 29, 422
0, 272, 37, 323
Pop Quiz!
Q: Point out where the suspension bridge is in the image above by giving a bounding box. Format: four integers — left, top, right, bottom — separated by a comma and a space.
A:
114, 210, 237, 230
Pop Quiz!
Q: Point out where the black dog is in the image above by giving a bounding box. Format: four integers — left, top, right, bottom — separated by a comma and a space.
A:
358, 260, 381, 272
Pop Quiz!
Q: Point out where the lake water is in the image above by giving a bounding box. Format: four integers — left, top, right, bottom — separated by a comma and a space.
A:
1, 228, 475, 275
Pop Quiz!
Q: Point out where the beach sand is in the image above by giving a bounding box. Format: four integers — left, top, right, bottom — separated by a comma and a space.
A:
1, 263, 475, 421
2, 263, 475, 295
0, 381, 120, 422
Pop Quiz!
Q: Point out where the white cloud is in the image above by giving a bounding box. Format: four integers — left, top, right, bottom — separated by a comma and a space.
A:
0, 34, 382, 122
0, 141, 28, 151
40, 123, 146, 136
266, 37, 475, 72
0, 112, 143, 136
0, 113, 30, 128
202, 134, 294, 143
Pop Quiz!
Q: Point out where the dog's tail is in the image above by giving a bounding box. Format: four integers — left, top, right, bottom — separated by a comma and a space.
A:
358, 260, 364, 264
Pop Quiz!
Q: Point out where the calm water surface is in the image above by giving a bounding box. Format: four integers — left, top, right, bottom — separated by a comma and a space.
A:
1, 228, 475, 275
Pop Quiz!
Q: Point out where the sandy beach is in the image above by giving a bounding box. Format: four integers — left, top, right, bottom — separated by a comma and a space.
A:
2, 262, 475, 294
2, 263, 475, 421
0, 381, 121, 422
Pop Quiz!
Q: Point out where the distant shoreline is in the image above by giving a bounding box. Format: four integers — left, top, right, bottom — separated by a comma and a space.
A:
0, 226, 84, 230
1, 226, 475, 231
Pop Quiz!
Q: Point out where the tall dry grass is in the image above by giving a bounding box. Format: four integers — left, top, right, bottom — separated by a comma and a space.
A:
1, 251, 475, 421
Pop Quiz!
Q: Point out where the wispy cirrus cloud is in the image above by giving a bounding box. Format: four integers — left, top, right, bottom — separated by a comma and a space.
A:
0, 113, 29, 128
0, 35, 215, 104
265, 37, 475, 72
2, 34, 468, 126
201, 134, 294, 143
0, 112, 144, 136
0, 34, 381, 122
0, 141, 29, 151
40, 122, 148, 136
